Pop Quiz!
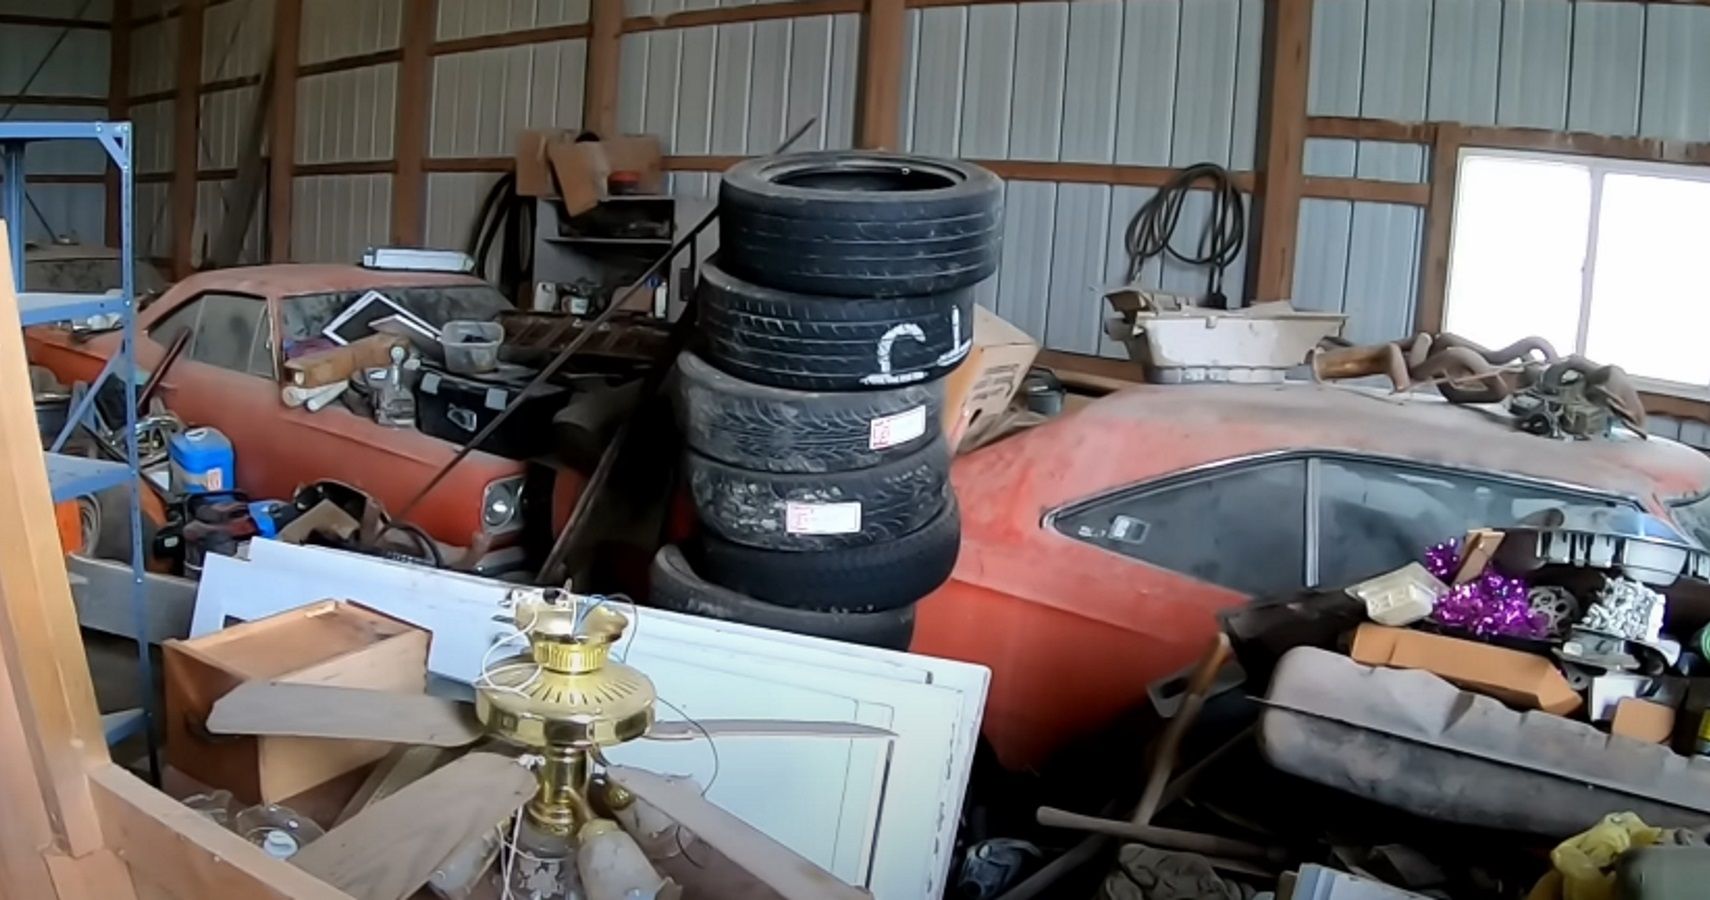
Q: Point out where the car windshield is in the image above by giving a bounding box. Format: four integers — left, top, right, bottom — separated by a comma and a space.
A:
279, 284, 512, 354
1669, 492, 1710, 550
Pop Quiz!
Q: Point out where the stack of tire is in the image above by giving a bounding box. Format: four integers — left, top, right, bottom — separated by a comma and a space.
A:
650, 150, 1004, 650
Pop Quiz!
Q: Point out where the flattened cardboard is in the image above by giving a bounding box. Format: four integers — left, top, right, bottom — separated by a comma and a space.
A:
942, 305, 1039, 452
1350, 624, 1582, 716
517, 129, 663, 212
1612, 698, 1676, 744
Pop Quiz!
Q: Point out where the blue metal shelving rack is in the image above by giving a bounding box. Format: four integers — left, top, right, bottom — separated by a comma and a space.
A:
3, 120, 158, 779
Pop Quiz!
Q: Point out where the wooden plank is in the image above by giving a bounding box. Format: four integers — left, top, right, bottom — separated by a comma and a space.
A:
0, 628, 60, 899
390, 0, 435, 247
1250, 0, 1312, 301
291, 754, 535, 900
169, 0, 205, 280
432, 23, 590, 57
0, 13, 109, 29
298, 50, 403, 79
856, 0, 906, 150
89, 764, 351, 900
1415, 124, 1462, 333
1307, 116, 1437, 143
0, 226, 110, 858
1640, 392, 1710, 425
105, 0, 132, 249
0, 94, 108, 108
584, 0, 623, 137
268, 0, 301, 263
1301, 176, 1430, 206
45, 850, 139, 900
297, 161, 396, 177
1458, 124, 1710, 166
422, 156, 511, 173
624, 0, 860, 35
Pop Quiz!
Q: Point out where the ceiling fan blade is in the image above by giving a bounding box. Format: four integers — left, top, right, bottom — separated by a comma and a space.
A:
607, 766, 871, 900
292, 752, 536, 900
206, 681, 484, 747
643, 719, 895, 742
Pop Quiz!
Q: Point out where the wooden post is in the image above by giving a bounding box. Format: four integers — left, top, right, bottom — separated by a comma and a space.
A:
1415, 124, 1463, 333
390, 0, 437, 247
169, 0, 205, 279
105, 0, 132, 249
1249, 0, 1312, 302
267, 0, 301, 262
855, 0, 904, 150
0, 225, 111, 860
583, 0, 623, 137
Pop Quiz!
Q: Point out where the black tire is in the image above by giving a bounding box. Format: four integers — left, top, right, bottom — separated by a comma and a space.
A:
675, 349, 944, 474
697, 261, 973, 391
649, 544, 915, 650
687, 435, 950, 551
719, 151, 1003, 298
699, 496, 960, 612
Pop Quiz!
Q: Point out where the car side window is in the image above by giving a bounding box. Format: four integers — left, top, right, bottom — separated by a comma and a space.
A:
1052, 459, 1308, 598
148, 292, 272, 378
1316, 460, 1626, 588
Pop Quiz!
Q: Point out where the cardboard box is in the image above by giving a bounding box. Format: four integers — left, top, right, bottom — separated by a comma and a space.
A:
942, 305, 1039, 452
1612, 698, 1676, 744
163, 601, 430, 803
1350, 624, 1582, 716
517, 130, 663, 213
283, 333, 409, 389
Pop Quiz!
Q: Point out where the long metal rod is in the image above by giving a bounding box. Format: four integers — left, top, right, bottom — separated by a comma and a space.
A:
388, 117, 818, 534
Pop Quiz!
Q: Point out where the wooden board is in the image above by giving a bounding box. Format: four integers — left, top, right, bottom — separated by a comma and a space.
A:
291, 753, 535, 900
1250, 0, 1313, 301
855, 0, 905, 150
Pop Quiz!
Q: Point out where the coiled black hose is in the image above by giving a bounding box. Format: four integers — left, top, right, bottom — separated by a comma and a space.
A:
1123, 162, 1247, 309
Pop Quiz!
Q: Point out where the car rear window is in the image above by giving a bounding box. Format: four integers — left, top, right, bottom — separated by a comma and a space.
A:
279, 284, 512, 353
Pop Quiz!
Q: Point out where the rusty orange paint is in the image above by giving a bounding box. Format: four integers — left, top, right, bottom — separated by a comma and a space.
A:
919, 382, 1710, 770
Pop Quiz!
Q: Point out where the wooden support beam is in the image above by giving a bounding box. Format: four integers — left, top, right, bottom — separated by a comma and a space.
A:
1415, 124, 1462, 333
432, 23, 589, 56
1307, 116, 1438, 143
106, 0, 133, 249
855, 0, 905, 150
584, 0, 623, 137
390, 0, 436, 246
267, 0, 301, 262
1250, 0, 1312, 302
0, 227, 111, 859
1301, 175, 1429, 206
168, 0, 205, 279
0, 12, 108, 29
0, 94, 109, 108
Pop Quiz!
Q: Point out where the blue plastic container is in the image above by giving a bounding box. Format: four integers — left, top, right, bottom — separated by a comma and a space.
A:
169, 427, 235, 494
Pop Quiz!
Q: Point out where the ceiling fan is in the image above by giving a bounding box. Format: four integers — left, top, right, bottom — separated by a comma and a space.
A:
203, 588, 889, 900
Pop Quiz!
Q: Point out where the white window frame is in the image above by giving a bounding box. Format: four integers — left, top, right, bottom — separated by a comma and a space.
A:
1444, 146, 1710, 399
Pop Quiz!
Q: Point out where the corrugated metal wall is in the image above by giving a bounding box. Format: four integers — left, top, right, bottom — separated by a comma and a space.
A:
283, 0, 401, 262
0, 5, 111, 249
894, 0, 1263, 356
1301, 0, 1710, 348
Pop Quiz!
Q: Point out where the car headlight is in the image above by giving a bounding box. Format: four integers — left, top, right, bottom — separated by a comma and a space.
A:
481, 476, 525, 533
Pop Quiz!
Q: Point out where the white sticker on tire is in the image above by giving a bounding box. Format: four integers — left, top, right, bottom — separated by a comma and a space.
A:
785, 501, 863, 535
869, 405, 928, 450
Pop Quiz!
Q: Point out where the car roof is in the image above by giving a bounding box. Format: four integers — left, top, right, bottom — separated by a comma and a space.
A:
990, 381, 1710, 508
171, 264, 484, 297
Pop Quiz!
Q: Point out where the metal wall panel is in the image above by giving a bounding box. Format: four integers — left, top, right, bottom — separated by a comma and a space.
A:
994, 181, 1056, 345
428, 40, 586, 159
1008, 2, 1067, 162
1641, 5, 1710, 142
290, 173, 393, 262
194, 179, 266, 266
137, 181, 171, 259
1043, 183, 1110, 354
302, 0, 405, 64
18, 105, 105, 175
20, 185, 104, 244
1113, 0, 1179, 166
199, 86, 262, 169
424, 171, 502, 251
1171, 0, 1238, 165
1060, 0, 1120, 164
0, 24, 108, 98
132, 99, 175, 174
296, 64, 399, 163
203, 0, 271, 81
130, 17, 178, 96
628, 15, 857, 154
1495, 0, 1570, 129
628, 0, 804, 17
1428, 0, 1500, 123
1567, 2, 1642, 137
437, 0, 589, 41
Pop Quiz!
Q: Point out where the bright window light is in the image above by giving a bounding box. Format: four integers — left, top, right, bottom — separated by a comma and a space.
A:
1445, 150, 1710, 392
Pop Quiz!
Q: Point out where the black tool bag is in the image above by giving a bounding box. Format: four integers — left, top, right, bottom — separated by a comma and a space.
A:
415, 366, 569, 458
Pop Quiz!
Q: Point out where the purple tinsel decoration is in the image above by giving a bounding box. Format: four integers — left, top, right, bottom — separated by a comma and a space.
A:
1420, 539, 1548, 639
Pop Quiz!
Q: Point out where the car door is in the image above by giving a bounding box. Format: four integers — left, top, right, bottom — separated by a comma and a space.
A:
144, 290, 288, 498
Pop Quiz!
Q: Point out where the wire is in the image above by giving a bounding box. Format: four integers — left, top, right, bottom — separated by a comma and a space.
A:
476, 599, 542, 698
1122, 162, 1247, 309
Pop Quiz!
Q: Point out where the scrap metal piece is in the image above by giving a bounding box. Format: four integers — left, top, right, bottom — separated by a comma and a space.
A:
1493, 507, 1710, 587
1310, 332, 1557, 404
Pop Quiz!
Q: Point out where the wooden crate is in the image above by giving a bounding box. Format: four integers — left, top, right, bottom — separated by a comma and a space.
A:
163, 601, 429, 804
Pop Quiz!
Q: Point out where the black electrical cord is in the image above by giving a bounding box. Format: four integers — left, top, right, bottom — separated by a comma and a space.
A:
1123, 162, 1247, 309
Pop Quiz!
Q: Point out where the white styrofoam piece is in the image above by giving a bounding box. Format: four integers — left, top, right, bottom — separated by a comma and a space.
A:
194, 540, 988, 900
